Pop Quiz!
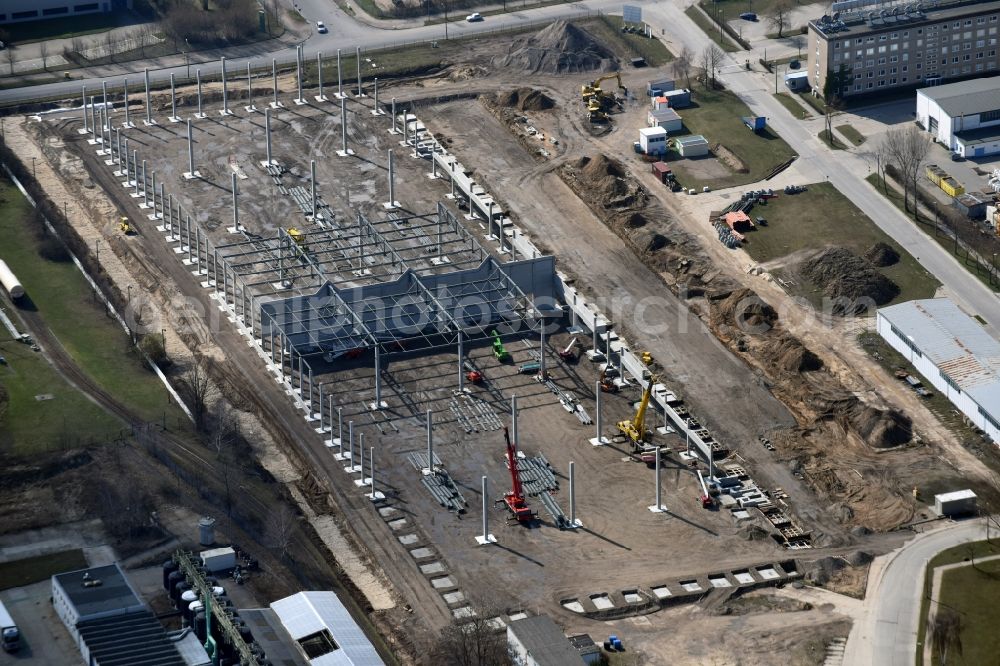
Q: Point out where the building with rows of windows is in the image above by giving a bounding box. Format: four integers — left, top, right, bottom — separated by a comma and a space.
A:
0, 0, 129, 25
808, 0, 1000, 100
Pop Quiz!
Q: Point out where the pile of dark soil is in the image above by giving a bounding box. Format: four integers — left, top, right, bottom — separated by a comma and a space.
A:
574, 155, 646, 209
799, 247, 899, 312
762, 337, 824, 373
711, 288, 778, 330
864, 241, 900, 267
494, 87, 556, 111
845, 404, 912, 449
497, 21, 617, 74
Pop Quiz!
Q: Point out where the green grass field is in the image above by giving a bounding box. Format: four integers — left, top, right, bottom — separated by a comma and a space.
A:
836, 124, 866, 146
0, 179, 184, 436
663, 87, 797, 189
772, 92, 812, 119
818, 129, 846, 150
915, 540, 1000, 665
740, 182, 940, 307
865, 173, 999, 290
588, 16, 674, 66
684, 6, 740, 52
0, 550, 88, 589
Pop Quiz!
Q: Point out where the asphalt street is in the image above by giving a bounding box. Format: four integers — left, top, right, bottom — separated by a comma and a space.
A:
841, 518, 989, 666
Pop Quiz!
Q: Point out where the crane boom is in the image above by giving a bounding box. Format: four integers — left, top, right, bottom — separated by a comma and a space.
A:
617, 375, 656, 447
501, 427, 534, 523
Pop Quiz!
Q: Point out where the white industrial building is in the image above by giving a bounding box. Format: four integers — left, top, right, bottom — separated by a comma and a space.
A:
0, 0, 127, 24
638, 126, 668, 155
877, 298, 1000, 442
507, 616, 586, 666
917, 78, 1000, 158
647, 107, 682, 132
52, 563, 192, 666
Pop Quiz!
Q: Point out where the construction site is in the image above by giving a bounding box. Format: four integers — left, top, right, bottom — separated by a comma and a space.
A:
3, 15, 1000, 666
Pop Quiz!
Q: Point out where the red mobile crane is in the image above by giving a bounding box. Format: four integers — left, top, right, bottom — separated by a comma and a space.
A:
499, 427, 535, 524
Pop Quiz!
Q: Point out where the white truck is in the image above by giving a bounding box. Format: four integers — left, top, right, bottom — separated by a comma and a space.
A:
0, 600, 20, 652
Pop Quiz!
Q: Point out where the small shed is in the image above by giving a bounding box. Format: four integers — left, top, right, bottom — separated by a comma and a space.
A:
784, 71, 809, 92
934, 489, 977, 517
651, 161, 674, 183
647, 78, 676, 96
675, 134, 710, 157
954, 192, 989, 219
661, 88, 692, 108
639, 126, 668, 155
507, 616, 586, 666
648, 107, 682, 132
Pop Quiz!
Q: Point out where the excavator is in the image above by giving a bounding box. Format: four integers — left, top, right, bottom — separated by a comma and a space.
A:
498, 427, 535, 524
118, 216, 134, 235
490, 330, 511, 362
598, 366, 618, 393
618, 374, 655, 449
581, 73, 627, 123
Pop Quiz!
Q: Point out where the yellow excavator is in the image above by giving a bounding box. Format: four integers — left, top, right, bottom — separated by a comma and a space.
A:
581, 72, 627, 100
118, 216, 134, 235
582, 73, 627, 124
618, 374, 655, 448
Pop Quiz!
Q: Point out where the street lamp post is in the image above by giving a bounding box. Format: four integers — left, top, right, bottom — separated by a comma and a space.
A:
184, 40, 191, 80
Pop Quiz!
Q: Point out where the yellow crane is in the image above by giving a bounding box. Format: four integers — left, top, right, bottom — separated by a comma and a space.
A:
618, 374, 656, 447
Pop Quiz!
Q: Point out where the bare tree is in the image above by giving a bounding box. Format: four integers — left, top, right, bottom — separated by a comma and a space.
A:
264, 504, 297, 561
178, 355, 217, 430
702, 44, 724, 89
38, 41, 49, 71
931, 607, 963, 666
4, 47, 14, 76
698, 47, 711, 89
880, 125, 931, 219
266, 0, 281, 35
672, 45, 693, 89
768, 0, 794, 39
429, 598, 513, 666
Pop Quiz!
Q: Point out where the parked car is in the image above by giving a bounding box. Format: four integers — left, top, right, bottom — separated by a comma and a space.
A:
788, 60, 801, 69
739, 12, 757, 20
466, 12, 483, 21
316, 21, 328, 33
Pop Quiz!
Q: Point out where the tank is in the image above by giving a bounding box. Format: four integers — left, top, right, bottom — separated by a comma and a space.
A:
0, 260, 24, 300
186, 600, 203, 623
198, 516, 216, 546
162, 561, 179, 591
193, 612, 207, 641
180, 590, 198, 608
212, 586, 225, 597
167, 571, 184, 597
172, 582, 190, 607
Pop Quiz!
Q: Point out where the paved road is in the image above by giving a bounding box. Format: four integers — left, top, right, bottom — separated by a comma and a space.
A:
0, 0, 622, 106
841, 518, 989, 666
644, 1, 1000, 335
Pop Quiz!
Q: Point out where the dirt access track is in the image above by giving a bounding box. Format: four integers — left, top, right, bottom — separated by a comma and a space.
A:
8, 19, 1000, 665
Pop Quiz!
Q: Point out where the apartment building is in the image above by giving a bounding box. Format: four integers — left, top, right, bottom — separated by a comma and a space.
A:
808, 0, 1000, 100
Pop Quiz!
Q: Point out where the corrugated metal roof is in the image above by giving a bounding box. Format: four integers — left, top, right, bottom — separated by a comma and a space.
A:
878, 298, 1000, 412
508, 616, 585, 666
918, 77, 1000, 118
675, 135, 709, 146
270, 592, 385, 666
76, 610, 186, 666
935, 489, 977, 502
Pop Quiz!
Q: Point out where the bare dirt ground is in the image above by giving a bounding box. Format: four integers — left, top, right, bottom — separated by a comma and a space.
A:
12, 19, 1000, 665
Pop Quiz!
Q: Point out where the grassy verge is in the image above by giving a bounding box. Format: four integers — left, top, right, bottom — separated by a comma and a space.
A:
590, 15, 674, 66
858, 331, 981, 449
684, 6, 739, 52
0, 179, 185, 430
865, 173, 998, 291
0, 549, 88, 589
424, 0, 565, 25
740, 182, 939, 307
819, 129, 846, 150
836, 123, 866, 146
798, 91, 832, 115
773, 92, 812, 119
916, 539, 1000, 666
286, 8, 307, 23
660, 87, 797, 189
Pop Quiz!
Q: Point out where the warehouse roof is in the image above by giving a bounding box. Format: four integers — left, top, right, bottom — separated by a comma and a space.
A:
76, 610, 186, 666
270, 591, 385, 666
879, 298, 1000, 411
508, 616, 585, 666
918, 77, 1000, 119
675, 134, 709, 146
52, 564, 145, 621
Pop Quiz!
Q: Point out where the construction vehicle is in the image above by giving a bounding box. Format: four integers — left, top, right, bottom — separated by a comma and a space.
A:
598, 367, 618, 393
463, 360, 483, 384
558, 337, 578, 361
491, 330, 510, 362
118, 216, 133, 235
518, 361, 541, 375
582, 73, 627, 123
497, 427, 535, 524
697, 470, 717, 509
581, 73, 627, 101
287, 228, 305, 245
617, 375, 656, 448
